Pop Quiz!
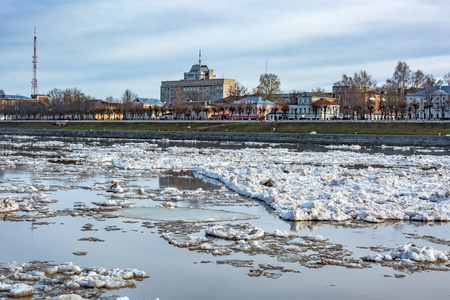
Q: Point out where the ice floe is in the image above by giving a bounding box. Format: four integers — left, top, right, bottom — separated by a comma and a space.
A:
63, 141, 448, 224
0, 198, 19, 213
363, 243, 448, 263
0, 261, 149, 299
206, 224, 264, 240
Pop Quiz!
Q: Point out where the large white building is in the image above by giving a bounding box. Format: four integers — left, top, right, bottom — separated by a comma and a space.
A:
277, 92, 340, 120
406, 86, 450, 120
160, 60, 235, 104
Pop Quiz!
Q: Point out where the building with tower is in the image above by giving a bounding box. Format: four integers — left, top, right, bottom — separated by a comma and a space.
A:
160, 52, 235, 104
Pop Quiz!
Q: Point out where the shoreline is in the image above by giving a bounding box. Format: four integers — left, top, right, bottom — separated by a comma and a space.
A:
1, 128, 449, 147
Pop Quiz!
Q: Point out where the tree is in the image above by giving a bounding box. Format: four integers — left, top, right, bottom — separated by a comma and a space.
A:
192, 102, 203, 119
172, 86, 186, 105
105, 96, 118, 103
311, 87, 326, 93
444, 72, 450, 85
253, 73, 281, 101
245, 102, 253, 119
288, 90, 300, 105
121, 89, 138, 103
0, 89, 5, 99
228, 81, 248, 98
411, 70, 426, 88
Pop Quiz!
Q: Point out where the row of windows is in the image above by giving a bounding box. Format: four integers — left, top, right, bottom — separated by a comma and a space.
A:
290, 108, 311, 113
161, 86, 223, 92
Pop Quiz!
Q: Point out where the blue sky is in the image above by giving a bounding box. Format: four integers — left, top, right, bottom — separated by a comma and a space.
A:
1, 0, 449, 99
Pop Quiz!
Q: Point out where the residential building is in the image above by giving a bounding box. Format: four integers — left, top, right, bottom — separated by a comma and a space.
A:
213, 96, 277, 120
406, 86, 450, 120
286, 92, 340, 120
160, 61, 235, 104
0, 94, 45, 120
131, 98, 164, 108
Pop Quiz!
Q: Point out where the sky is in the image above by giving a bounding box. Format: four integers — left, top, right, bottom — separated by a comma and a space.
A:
1, 0, 449, 100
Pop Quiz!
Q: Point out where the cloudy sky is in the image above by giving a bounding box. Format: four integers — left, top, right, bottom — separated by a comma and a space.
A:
1, 0, 449, 99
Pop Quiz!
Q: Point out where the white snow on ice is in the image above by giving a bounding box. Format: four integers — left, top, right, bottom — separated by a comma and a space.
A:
71, 143, 450, 223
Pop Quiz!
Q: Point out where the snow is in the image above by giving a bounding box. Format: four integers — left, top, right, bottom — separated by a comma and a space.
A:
0, 141, 450, 223
8, 283, 34, 297
206, 224, 264, 240
58, 142, 449, 224
363, 243, 448, 263
0, 261, 149, 298
0, 198, 19, 213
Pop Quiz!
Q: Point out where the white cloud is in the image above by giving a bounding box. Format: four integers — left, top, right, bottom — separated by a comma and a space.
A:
1, 0, 449, 98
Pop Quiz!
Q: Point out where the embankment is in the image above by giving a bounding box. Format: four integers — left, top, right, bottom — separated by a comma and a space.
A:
1, 128, 449, 147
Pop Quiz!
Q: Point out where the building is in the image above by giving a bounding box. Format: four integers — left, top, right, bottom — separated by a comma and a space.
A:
406, 86, 450, 120
286, 92, 339, 120
0, 94, 44, 120
310, 97, 340, 120
226, 96, 278, 120
131, 97, 164, 108
160, 60, 235, 104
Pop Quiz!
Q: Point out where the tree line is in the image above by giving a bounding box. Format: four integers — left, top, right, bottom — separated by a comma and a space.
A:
334, 62, 450, 120
1, 62, 449, 120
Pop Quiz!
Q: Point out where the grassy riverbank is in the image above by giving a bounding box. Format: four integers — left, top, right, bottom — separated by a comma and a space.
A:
0, 121, 448, 135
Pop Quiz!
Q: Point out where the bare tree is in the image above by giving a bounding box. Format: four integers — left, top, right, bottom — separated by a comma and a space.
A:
172, 86, 186, 105
122, 89, 138, 103
192, 102, 203, 119
0, 89, 5, 99
228, 81, 248, 99
443, 72, 450, 85
288, 90, 300, 105
411, 70, 426, 88
392, 61, 411, 100
253, 73, 281, 101
311, 87, 326, 93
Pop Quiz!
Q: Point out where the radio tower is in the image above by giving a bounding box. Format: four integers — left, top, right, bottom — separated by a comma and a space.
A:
31, 27, 38, 98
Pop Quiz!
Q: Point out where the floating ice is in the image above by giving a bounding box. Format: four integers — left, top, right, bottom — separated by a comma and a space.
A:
7, 283, 34, 298
205, 224, 264, 240
107, 182, 124, 193
0, 198, 19, 213
109, 207, 259, 222
363, 243, 448, 263
0, 261, 148, 299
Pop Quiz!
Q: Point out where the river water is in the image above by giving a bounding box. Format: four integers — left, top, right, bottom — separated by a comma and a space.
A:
0, 135, 448, 299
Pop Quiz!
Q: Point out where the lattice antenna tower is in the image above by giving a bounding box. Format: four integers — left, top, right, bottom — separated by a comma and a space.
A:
31, 27, 38, 98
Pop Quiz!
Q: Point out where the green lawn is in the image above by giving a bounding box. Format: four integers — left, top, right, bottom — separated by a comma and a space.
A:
0, 121, 448, 135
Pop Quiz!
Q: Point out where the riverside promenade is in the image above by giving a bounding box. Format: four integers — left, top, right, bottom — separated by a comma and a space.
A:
1, 128, 449, 147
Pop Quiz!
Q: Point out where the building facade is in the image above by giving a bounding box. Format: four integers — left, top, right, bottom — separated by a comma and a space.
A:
406, 86, 450, 120
160, 62, 235, 104
284, 92, 340, 120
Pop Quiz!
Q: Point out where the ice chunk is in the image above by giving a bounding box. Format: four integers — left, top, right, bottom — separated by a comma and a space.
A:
0, 198, 19, 213
107, 182, 124, 193
206, 224, 264, 240
8, 283, 34, 298
390, 243, 448, 262
58, 294, 84, 300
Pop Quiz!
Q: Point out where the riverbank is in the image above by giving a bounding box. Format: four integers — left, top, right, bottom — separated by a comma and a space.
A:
0, 120, 449, 135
